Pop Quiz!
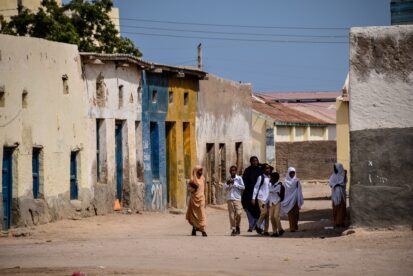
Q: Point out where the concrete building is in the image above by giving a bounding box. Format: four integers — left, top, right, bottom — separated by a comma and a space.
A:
0, 0, 62, 19
252, 92, 338, 180
0, 34, 91, 230
391, 0, 413, 25
0, 0, 120, 32
142, 66, 205, 211
80, 53, 147, 214
349, 25, 413, 227
197, 75, 252, 205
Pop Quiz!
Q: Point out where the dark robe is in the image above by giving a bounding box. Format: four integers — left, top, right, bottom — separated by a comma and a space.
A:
241, 165, 263, 219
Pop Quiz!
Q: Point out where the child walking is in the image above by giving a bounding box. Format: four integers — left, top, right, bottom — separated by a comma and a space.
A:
224, 165, 245, 236
268, 172, 285, 237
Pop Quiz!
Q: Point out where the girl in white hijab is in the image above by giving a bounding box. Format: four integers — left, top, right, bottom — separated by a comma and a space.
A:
329, 163, 347, 227
281, 167, 304, 232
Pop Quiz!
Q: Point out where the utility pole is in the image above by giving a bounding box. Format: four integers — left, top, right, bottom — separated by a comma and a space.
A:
197, 43, 202, 70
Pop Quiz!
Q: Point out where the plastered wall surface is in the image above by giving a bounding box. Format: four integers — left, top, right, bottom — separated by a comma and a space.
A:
349, 25, 413, 227
82, 61, 144, 213
197, 74, 252, 204
0, 35, 90, 228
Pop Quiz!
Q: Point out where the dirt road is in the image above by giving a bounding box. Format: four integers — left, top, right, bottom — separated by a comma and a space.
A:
0, 199, 412, 275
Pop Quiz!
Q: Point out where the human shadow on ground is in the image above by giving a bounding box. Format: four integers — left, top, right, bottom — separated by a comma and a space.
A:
242, 207, 349, 239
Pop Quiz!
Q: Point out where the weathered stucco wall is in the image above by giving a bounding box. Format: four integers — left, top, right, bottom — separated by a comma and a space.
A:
197, 74, 252, 204
82, 60, 144, 214
349, 25, 413, 227
275, 141, 336, 180
336, 99, 350, 183
251, 111, 274, 166
166, 75, 198, 209
0, 35, 91, 229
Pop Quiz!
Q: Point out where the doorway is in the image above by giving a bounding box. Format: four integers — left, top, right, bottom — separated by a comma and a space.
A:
115, 121, 124, 201
165, 122, 176, 207
2, 147, 14, 230
70, 151, 78, 200
205, 143, 215, 204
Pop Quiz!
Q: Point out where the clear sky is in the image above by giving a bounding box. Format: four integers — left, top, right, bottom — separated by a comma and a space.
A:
111, 0, 389, 92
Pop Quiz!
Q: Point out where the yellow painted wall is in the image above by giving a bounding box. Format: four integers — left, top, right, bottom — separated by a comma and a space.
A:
166, 75, 198, 209
336, 99, 350, 183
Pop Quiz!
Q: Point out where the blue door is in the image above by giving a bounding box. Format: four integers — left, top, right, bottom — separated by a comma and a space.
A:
150, 122, 160, 179
70, 151, 78, 200
32, 148, 40, 199
2, 147, 13, 230
115, 122, 123, 200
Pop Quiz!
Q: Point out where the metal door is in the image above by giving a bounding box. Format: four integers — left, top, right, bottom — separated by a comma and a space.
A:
115, 122, 123, 200
32, 148, 40, 198
2, 148, 13, 230
70, 151, 78, 200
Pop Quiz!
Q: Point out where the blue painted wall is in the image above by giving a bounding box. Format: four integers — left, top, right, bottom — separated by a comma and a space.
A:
142, 71, 168, 211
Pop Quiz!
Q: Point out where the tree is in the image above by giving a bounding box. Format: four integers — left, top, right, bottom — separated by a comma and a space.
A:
1, 0, 142, 57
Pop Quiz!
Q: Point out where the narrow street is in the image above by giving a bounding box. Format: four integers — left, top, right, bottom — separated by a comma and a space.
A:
1, 198, 412, 276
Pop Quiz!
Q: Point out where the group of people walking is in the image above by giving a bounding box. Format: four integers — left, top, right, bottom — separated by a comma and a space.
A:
186, 157, 347, 237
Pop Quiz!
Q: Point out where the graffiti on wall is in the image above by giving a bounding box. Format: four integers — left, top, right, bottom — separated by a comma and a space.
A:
151, 180, 163, 210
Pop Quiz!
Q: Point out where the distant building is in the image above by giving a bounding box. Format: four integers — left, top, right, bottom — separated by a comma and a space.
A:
391, 0, 413, 25
252, 92, 339, 180
0, 0, 120, 32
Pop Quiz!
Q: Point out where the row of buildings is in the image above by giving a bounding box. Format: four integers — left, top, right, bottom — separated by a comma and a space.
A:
0, 34, 252, 230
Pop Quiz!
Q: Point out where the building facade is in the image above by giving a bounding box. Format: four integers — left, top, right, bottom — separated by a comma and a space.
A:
0, 35, 91, 230
197, 75, 252, 205
81, 53, 146, 214
349, 25, 413, 227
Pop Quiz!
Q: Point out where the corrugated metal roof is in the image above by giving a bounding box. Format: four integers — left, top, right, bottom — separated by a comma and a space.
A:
252, 99, 332, 125
255, 91, 340, 101
80, 52, 207, 77
253, 92, 338, 125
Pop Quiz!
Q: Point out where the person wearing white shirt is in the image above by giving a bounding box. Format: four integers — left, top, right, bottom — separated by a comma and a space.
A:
268, 172, 285, 237
251, 164, 272, 236
224, 165, 245, 236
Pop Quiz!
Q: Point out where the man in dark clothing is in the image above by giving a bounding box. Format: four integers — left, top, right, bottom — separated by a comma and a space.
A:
241, 156, 263, 232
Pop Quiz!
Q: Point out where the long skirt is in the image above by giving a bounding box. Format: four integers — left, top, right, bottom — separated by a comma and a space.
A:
333, 200, 346, 226
288, 203, 299, 232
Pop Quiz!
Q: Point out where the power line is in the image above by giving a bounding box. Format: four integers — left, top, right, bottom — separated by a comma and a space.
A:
119, 17, 349, 31
120, 25, 348, 39
122, 31, 348, 44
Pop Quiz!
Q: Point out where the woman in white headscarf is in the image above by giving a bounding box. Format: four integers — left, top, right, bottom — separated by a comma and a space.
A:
329, 163, 347, 227
281, 167, 304, 232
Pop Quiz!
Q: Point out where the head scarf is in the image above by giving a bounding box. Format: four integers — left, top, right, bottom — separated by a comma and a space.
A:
329, 163, 345, 188
191, 165, 204, 187
285, 167, 297, 187
281, 166, 304, 214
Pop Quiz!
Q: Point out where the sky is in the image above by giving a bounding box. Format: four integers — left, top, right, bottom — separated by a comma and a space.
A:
109, 0, 390, 92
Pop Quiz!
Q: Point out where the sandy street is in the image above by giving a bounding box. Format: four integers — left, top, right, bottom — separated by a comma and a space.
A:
0, 199, 412, 276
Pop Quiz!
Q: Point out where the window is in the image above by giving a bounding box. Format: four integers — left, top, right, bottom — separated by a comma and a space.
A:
22, 90, 28, 109
169, 91, 174, 103
152, 90, 158, 103
62, 74, 69, 95
184, 92, 189, 106
118, 85, 124, 108
0, 85, 5, 107
70, 151, 78, 200
32, 148, 41, 199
